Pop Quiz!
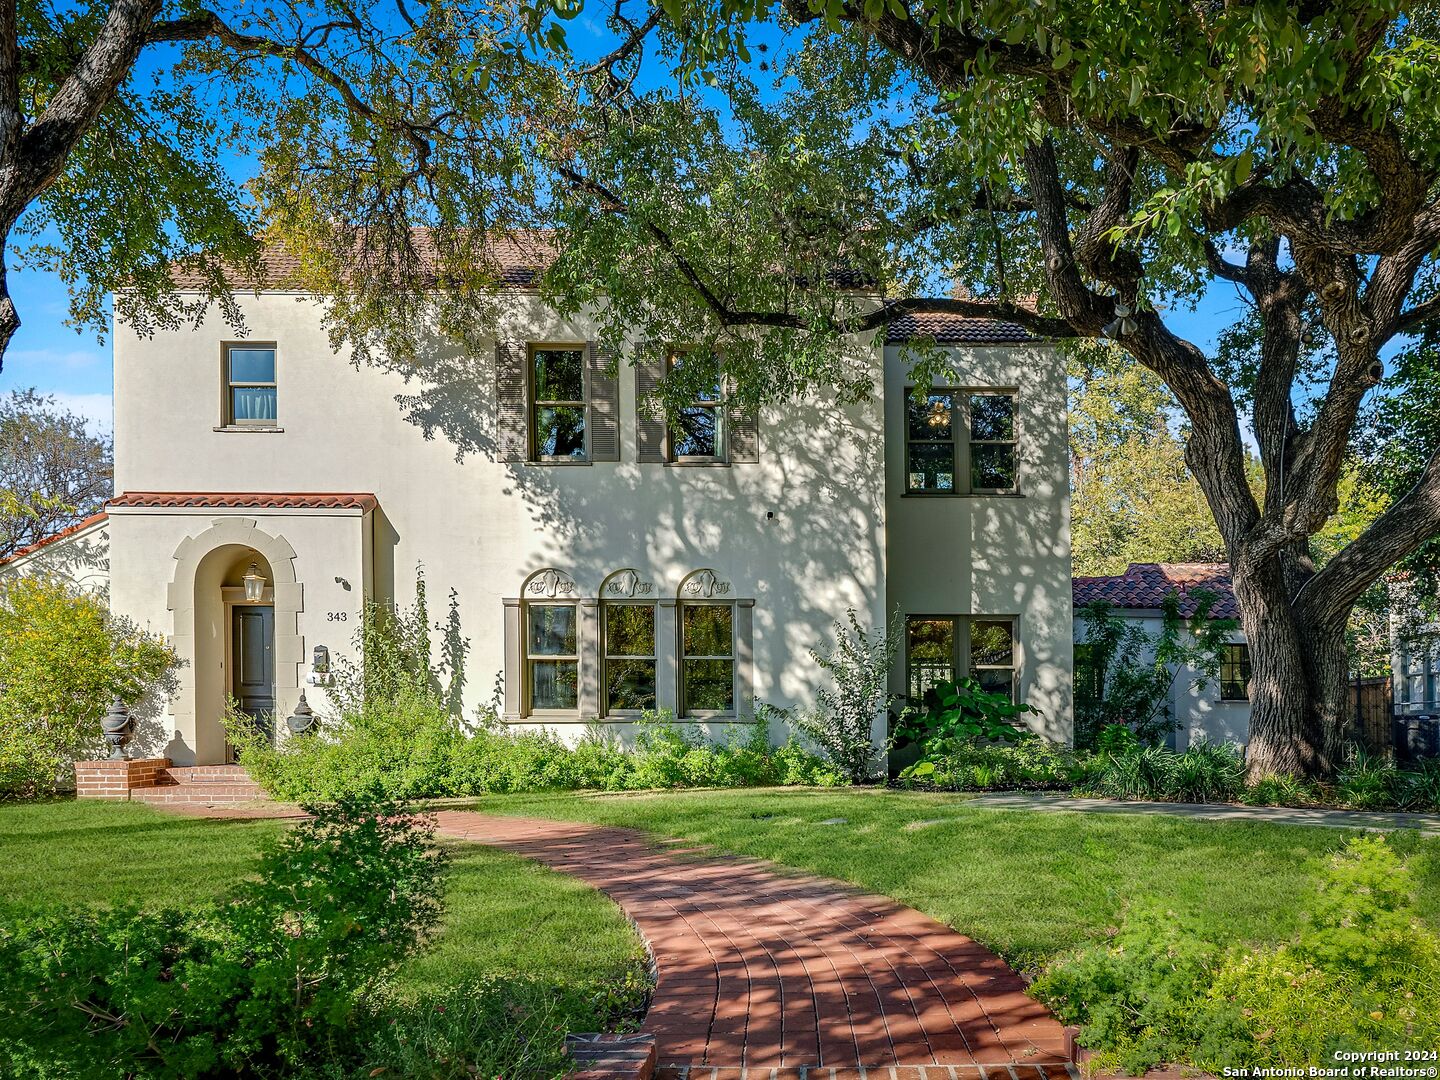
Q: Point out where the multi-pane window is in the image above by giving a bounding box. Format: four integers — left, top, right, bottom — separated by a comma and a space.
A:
681, 603, 734, 713
532, 346, 587, 460
970, 620, 1017, 699
669, 352, 725, 460
905, 390, 1017, 493
226, 345, 277, 425
1219, 643, 1251, 701
905, 615, 1018, 701
906, 617, 956, 699
604, 603, 657, 713
527, 604, 578, 711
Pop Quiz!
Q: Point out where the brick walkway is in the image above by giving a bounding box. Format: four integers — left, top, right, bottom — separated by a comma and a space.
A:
429, 811, 1071, 1071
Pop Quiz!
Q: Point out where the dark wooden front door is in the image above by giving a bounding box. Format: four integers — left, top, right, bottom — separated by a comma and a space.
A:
231, 605, 275, 755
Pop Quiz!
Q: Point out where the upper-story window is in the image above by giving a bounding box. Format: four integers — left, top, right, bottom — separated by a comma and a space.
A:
668, 351, 726, 462
531, 346, 587, 461
1219, 643, 1251, 701
905, 390, 1017, 494
526, 602, 579, 712
226, 344, 277, 426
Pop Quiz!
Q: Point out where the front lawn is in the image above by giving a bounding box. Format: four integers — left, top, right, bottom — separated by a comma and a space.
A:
0, 799, 649, 1071
461, 787, 1440, 972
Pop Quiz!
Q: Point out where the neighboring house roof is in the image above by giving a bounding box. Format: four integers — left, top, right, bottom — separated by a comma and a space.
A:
886, 311, 1033, 345
0, 510, 109, 567
108, 492, 379, 511
1073, 562, 1239, 619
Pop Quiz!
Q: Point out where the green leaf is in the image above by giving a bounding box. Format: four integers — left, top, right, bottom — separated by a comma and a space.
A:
1234, 149, 1253, 185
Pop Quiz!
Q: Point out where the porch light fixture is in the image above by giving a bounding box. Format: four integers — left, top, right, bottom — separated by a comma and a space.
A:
242, 561, 265, 603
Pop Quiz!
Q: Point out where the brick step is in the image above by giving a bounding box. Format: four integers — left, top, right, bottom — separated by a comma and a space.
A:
131, 783, 263, 805
158, 765, 255, 785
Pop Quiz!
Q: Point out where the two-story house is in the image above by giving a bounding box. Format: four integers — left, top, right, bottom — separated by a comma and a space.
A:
4, 250, 1074, 766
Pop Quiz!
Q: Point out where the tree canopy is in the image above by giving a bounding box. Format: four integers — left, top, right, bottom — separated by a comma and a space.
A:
7, 0, 1440, 776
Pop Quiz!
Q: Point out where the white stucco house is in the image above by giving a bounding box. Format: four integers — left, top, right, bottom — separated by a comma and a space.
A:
1072, 562, 1252, 749
2, 248, 1075, 768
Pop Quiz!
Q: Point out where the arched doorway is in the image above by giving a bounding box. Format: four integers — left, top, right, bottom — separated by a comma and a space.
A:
169, 519, 302, 765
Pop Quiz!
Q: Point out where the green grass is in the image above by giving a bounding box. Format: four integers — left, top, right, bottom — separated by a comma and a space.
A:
0, 799, 285, 910
0, 799, 647, 1011
460, 787, 1440, 972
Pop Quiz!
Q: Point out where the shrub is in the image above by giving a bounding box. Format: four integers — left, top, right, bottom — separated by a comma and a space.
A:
1031, 908, 1250, 1075
238, 694, 837, 801
0, 795, 444, 1077
1207, 837, 1440, 1066
1396, 757, 1440, 811
1242, 772, 1324, 808
0, 575, 178, 798
794, 609, 898, 783
1037, 836, 1440, 1073
1335, 745, 1402, 809
896, 734, 1078, 791
1080, 743, 1244, 803
1074, 591, 1236, 749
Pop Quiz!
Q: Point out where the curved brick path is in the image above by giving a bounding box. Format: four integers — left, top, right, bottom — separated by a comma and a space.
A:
429, 811, 1070, 1072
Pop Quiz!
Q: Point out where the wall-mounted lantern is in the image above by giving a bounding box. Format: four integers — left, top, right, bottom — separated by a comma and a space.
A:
312, 645, 330, 674
242, 561, 265, 603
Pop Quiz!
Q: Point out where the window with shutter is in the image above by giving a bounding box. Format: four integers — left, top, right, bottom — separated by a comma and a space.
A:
635, 354, 668, 463
586, 342, 620, 462
495, 340, 529, 462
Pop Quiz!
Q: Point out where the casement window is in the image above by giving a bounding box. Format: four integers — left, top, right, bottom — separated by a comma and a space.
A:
603, 602, 657, 713
531, 347, 588, 460
495, 341, 620, 463
905, 390, 1017, 494
905, 615, 1018, 701
526, 603, 579, 712
1219, 643, 1252, 701
225, 344, 278, 426
668, 351, 725, 462
634, 352, 759, 464
680, 602, 735, 714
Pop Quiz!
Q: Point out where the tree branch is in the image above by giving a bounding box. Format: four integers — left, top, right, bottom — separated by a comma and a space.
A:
1296, 444, 1440, 629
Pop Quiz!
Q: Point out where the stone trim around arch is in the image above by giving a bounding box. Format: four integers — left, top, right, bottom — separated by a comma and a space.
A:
166, 517, 304, 764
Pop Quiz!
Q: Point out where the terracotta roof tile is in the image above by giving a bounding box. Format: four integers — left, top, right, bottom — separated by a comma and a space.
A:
168, 230, 553, 290
108, 492, 378, 511
886, 311, 1034, 344
0, 511, 109, 566
1073, 562, 1239, 619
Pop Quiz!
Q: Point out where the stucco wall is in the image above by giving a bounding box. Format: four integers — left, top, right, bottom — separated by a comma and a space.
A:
883, 343, 1074, 743
0, 519, 111, 593
106, 505, 371, 763
1073, 608, 1251, 749
113, 293, 889, 753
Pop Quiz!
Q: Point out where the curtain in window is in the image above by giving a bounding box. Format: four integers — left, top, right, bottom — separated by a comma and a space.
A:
232, 387, 278, 422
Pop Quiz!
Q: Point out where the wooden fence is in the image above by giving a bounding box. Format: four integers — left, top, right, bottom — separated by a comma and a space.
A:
1347, 675, 1394, 754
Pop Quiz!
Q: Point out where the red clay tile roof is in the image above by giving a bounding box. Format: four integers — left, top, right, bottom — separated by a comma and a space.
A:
108, 492, 378, 511
886, 311, 1034, 344
0, 511, 109, 566
169, 230, 553, 290
1073, 562, 1239, 619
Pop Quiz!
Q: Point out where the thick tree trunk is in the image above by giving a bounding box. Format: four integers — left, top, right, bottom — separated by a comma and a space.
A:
1234, 558, 1351, 780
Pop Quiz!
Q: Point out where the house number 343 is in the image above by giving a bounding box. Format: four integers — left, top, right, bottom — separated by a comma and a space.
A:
326, 611, 349, 622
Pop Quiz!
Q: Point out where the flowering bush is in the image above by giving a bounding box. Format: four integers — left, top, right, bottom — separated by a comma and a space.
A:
0, 575, 177, 798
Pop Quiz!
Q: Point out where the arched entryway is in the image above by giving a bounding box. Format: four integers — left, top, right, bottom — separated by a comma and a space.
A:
168, 519, 303, 765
